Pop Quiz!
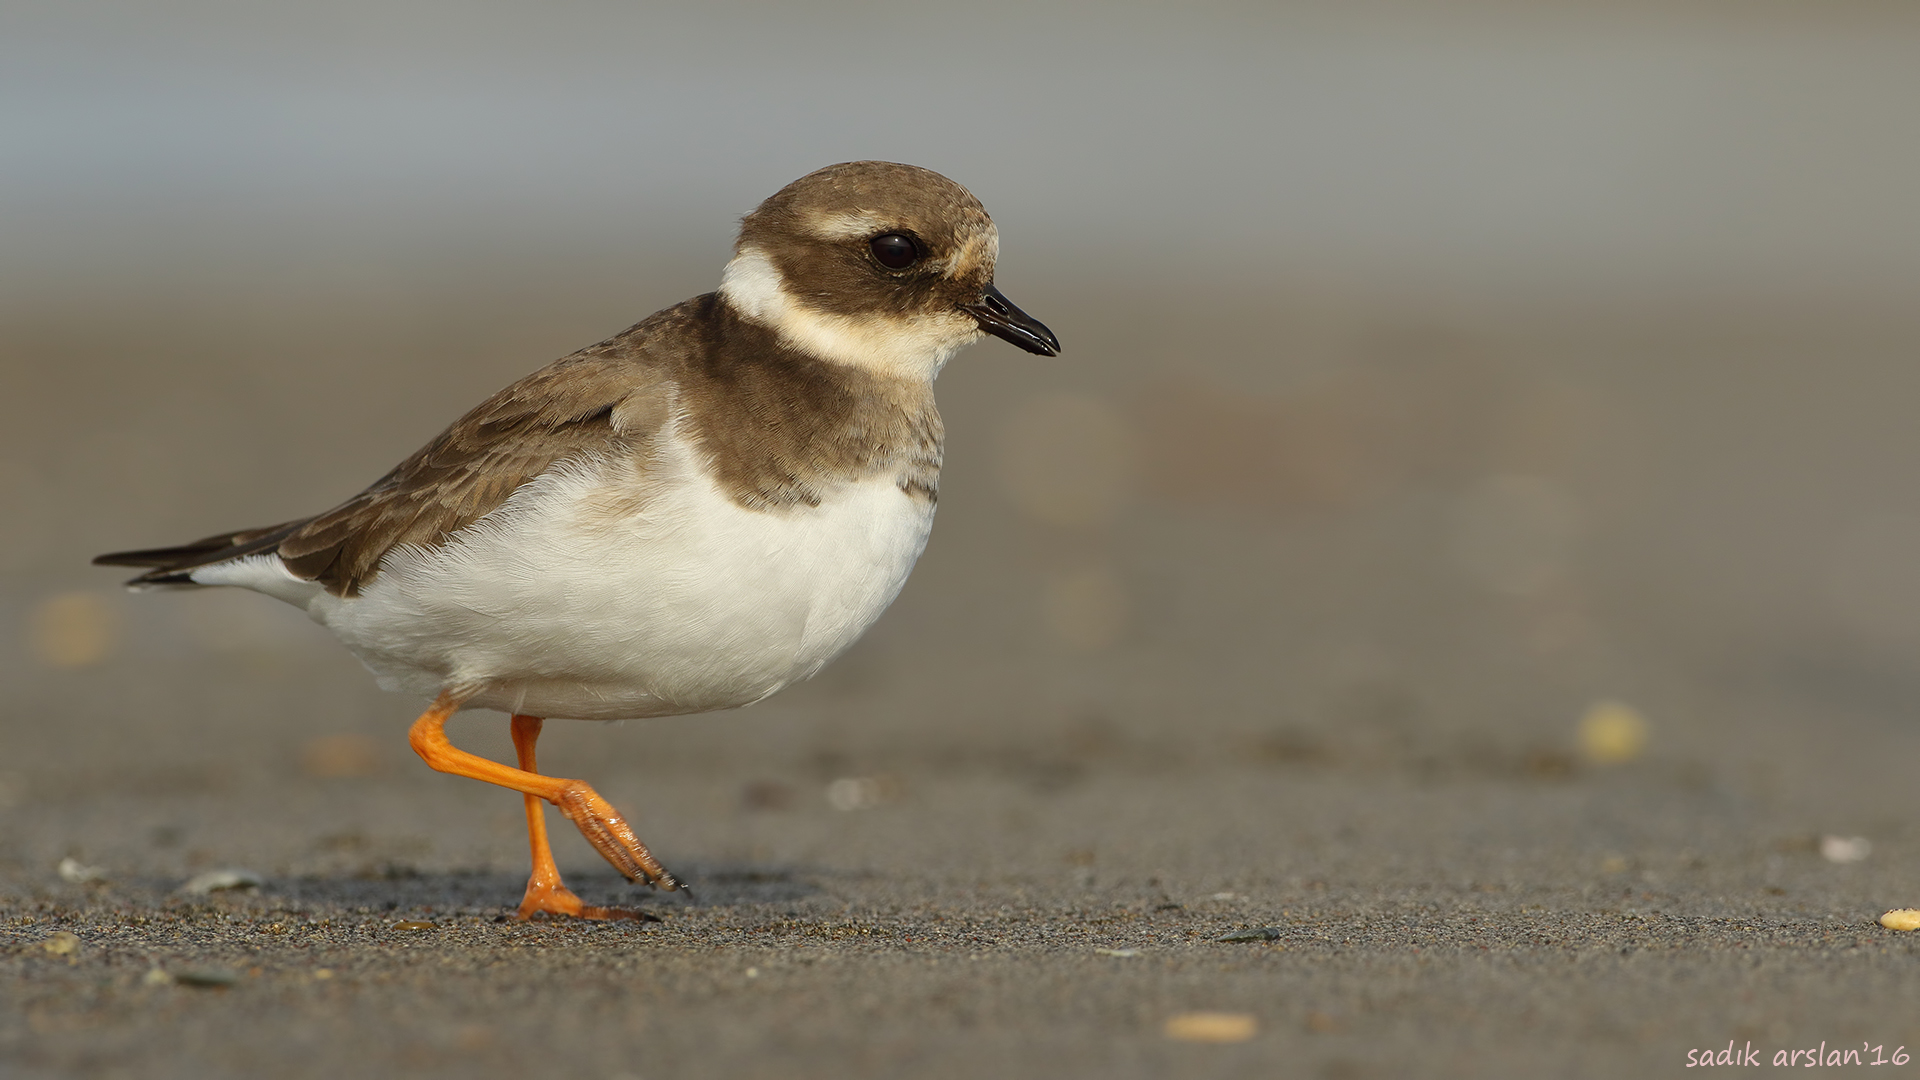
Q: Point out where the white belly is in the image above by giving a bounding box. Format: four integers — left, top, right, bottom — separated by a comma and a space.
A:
275, 443, 934, 720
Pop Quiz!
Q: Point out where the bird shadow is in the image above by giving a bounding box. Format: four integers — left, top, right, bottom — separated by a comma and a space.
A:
256, 861, 825, 915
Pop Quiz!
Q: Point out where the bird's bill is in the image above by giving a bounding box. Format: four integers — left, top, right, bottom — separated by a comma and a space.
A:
963, 284, 1061, 356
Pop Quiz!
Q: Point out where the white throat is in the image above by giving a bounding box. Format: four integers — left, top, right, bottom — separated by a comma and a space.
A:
718, 247, 979, 381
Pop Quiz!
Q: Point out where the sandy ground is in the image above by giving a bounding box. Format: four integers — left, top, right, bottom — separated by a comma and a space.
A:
5, 271, 1920, 1078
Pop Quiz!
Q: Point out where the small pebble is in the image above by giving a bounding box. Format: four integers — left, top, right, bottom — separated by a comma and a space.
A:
57, 858, 107, 884
172, 966, 240, 988
1578, 700, 1649, 764
393, 920, 437, 931
825, 776, 897, 812
142, 967, 174, 986
1820, 836, 1871, 864
1879, 909, 1920, 932
313, 969, 334, 980
182, 869, 265, 895
300, 733, 381, 779
29, 591, 120, 668
41, 931, 80, 956
1165, 1012, 1258, 1043
1094, 948, 1139, 958
1217, 927, 1283, 942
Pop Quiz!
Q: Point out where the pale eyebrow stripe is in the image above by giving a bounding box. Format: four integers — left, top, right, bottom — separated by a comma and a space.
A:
805, 210, 892, 240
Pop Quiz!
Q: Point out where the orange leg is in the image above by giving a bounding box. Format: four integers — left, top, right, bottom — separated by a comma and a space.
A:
509, 715, 592, 919
406, 691, 683, 919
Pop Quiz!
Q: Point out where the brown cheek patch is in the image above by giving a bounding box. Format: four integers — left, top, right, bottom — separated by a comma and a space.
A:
761, 238, 961, 323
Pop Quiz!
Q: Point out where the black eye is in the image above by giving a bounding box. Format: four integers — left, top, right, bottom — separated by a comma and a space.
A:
868, 233, 919, 270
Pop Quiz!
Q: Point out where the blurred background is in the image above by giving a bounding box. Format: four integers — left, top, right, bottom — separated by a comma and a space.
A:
6, 0, 1920, 880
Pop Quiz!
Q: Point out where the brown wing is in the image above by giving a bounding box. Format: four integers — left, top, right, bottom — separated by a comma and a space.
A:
97, 332, 676, 597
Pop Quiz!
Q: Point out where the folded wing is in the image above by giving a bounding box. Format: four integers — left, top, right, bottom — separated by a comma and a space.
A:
95, 341, 670, 598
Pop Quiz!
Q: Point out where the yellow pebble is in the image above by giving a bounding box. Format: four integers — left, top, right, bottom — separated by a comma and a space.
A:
40, 931, 80, 956
301, 734, 381, 779
29, 592, 121, 669
1879, 909, 1920, 931
1578, 700, 1649, 764
1164, 1012, 1258, 1043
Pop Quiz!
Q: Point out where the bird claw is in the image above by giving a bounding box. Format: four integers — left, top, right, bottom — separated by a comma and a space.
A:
554, 782, 684, 892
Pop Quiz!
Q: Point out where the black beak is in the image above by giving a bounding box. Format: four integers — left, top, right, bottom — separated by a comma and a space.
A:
963, 283, 1060, 356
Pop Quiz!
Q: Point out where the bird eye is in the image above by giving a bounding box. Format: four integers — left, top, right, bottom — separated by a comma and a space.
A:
868, 233, 919, 270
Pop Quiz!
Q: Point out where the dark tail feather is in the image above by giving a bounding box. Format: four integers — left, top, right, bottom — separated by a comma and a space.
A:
94, 535, 245, 568
94, 521, 306, 587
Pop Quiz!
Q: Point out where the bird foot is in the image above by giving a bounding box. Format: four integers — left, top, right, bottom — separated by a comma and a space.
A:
553, 781, 685, 892
516, 879, 660, 922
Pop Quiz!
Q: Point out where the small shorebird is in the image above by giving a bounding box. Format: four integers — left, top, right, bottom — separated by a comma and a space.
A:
96, 161, 1059, 919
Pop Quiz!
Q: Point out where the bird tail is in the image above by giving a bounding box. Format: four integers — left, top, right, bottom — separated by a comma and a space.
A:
94, 522, 304, 588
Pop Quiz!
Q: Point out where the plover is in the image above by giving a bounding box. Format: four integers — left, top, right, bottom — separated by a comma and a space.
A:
96, 161, 1059, 919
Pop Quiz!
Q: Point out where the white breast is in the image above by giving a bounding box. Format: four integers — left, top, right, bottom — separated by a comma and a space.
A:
287, 428, 934, 721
